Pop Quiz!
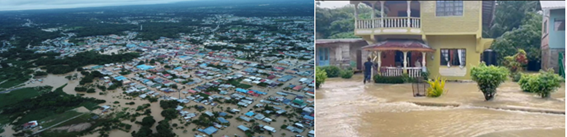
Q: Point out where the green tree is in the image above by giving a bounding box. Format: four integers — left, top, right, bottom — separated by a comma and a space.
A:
141, 116, 156, 127
161, 108, 178, 119
491, 12, 542, 68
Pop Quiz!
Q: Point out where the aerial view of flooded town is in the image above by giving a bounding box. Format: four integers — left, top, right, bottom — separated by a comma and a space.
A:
0, 0, 315, 137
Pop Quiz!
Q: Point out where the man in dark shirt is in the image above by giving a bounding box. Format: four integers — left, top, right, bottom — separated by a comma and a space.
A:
364, 57, 373, 84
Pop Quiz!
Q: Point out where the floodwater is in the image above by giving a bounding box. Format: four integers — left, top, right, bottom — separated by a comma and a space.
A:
3, 61, 314, 137
316, 75, 565, 137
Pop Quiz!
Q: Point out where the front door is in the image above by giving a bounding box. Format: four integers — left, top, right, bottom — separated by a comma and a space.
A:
318, 47, 330, 66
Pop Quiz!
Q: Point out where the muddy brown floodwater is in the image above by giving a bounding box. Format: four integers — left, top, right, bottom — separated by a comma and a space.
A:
316, 75, 565, 137
4, 62, 313, 137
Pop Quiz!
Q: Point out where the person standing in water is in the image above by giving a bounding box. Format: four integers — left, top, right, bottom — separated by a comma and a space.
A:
364, 57, 373, 84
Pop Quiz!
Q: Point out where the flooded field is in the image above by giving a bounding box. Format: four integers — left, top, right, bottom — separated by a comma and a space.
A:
316, 74, 565, 137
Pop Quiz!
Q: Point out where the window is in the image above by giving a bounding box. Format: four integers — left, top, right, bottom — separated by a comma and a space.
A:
555, 19, 565, 31
436, 0, 463, 16
440, 49, 466, 67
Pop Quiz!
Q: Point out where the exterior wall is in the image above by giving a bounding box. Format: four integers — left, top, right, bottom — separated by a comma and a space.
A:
425, 35, 480, 80
383, 2, 421, 17
549, 9, 565, 49
543, 48, 565, 73
316, 42, 358, 68
420, 1, 481, 34
348, 43, 368, 70
541, 9, 565, 72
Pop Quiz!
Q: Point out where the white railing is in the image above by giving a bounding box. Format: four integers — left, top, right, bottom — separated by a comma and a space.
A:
407, 67, 422, 78
380, 67, 403, 77
356, 17, 421, 29
379, 67, 422, 78
356, 19, 373, 29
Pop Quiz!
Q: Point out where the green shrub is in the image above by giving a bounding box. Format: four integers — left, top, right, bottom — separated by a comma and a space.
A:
74, 87, 87, 92
315, 67, 327, 89
421, 71, 430, 80
401, 74, 416, 83
321, 66, 341, 77
426, 77, 445, 97
512, 72, 522, 82
340, 69, 353, 79
373, 75, 405, 84
471, 63, 509, 101
86, 88, 96, 93
519, 69, 563, 98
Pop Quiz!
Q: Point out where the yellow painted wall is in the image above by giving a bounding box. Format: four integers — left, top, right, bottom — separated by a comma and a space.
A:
425, 35, 481, 80
420, 1, 481, 34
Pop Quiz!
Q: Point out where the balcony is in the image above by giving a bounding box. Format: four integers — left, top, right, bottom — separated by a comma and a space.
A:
355, 17, 422, 35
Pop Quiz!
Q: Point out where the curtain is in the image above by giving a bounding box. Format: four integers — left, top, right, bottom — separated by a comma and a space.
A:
458, 49, 464, 68
442, 49, 449, 67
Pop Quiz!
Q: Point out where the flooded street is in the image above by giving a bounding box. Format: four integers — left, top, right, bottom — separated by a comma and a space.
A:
316, 74, 565, 137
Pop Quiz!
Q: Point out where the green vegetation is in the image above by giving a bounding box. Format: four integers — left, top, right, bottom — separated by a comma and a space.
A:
426, 77, 445, 97
320, 66, 340, 78
340, 69, 353, 79
225, 78, 253, 89
315, 66, 327, 89
471, 63, 509, 101
316, 4, 374, 39
161, 108, 178, 119
1, 84, 105, 128
34, 71, 48, 77
0, 86, 52, 108
75, 86, 87, 92
518, 70, 564, 98
87, 88, 96, 93
155, 119, 176, 137
489, 2, 542, 69
373, 75, 405, 84
35, 51, 140, 74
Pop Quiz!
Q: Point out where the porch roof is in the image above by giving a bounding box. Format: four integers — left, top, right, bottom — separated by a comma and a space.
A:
361, 40, 435, 52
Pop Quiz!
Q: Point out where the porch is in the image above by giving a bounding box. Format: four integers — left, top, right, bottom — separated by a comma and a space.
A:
352, 1, 422, 35
362, 40, 434, 78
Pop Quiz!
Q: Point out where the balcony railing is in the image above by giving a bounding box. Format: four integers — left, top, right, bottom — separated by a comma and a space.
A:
356, 17, 421, 29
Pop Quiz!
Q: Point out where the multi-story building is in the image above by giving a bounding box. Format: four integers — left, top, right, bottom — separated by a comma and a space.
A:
540, 1, 565, 76
317, 1, 496, 80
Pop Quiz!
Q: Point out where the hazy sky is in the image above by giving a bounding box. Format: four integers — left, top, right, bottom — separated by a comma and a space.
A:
0, 0, 194, 11
317, 1, 349, 9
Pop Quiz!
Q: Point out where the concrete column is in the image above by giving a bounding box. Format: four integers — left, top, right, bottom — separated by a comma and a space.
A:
371, 2, 375, 29
354, 3, 359, 29
380, 1, 385, 31
403, 51, 408, 73
377, 51, 382, 68
407, 1, 411, 28
421, 52, 426, 67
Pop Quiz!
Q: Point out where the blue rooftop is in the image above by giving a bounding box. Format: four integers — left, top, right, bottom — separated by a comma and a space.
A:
198, 126, 218, 135
217, 117, 229, 123
245, 111, 254, 117
137, 65, 155, 70
114, 76, 127, 81
236, 88, 248, 93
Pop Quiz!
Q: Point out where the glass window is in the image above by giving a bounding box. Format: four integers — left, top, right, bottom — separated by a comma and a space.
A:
440, 49, 466, 66
436, 0, 464, 16
555, 19, 565, 31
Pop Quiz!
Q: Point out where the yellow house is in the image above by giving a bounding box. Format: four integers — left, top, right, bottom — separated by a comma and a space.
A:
348, 1, 496, 80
